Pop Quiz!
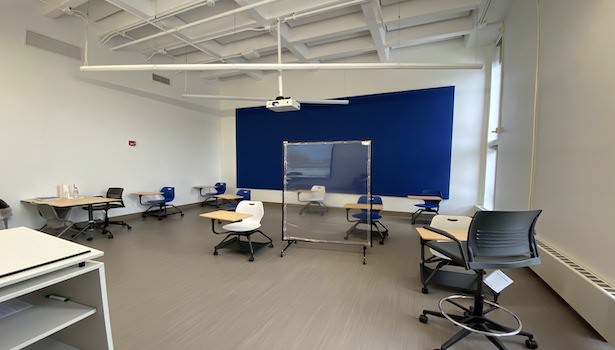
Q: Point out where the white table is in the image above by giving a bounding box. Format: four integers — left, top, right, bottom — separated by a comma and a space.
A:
0, 227, 113, 349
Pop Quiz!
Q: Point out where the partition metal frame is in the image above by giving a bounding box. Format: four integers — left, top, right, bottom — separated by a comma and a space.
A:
280, 140, 373, 264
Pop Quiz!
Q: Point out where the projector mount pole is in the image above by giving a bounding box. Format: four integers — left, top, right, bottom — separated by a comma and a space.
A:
276, 19, 284, 99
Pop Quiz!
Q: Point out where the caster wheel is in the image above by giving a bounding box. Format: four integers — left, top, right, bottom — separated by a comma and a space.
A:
379, 240, 384, 245
158, 217, 163, 221
108, 235, 114, 239
419, 314, 428, 324
343, 237, 349, 240
525, 339, 538, 349
249, 257, 254, 262
421, 287, 429, 294
201, 203, 205, 207
213, 251, 219, 256
280, 252, 284, 257
141, 214, 146, 218
269, 243, 274, 248
127, 225, 132, 230
86, 237, 93, 241
181, 213, 184, 217
363, 259, 366, 265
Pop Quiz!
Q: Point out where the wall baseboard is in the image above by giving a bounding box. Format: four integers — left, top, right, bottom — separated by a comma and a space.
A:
531, 240, 615, 344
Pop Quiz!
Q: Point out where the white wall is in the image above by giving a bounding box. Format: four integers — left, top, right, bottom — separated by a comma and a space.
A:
218, 40, 490, 214
500, 0, 615, 285
0, 1, 221, 229
495, 0, 539, 210
533, 0, 615, 285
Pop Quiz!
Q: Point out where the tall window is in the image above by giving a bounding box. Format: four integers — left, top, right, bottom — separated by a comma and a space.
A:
483, 40, 503, 209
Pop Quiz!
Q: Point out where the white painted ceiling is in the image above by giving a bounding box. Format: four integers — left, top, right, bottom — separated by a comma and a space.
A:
40, 0, 513, 81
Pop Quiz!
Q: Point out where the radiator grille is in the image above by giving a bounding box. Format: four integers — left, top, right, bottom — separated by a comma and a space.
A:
537, 240, 615, 296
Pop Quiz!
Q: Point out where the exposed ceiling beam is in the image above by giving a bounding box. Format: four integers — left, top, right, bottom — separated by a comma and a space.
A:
43, 0, 89, 18
361, 1, 389, 61
104, 0, 152, 19
386, 16, 474, 49
110, 0, 281, 51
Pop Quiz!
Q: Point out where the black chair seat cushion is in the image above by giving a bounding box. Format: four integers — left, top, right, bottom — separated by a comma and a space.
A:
86, 203, 124, 211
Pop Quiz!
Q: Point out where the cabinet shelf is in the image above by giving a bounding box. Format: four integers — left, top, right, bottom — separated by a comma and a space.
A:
0, 296, 96, 350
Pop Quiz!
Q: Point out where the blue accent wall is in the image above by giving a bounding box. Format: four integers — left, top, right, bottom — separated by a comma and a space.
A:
236, 86, 454, 198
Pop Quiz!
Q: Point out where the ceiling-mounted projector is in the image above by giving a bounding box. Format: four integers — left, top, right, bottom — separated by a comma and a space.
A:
266, 97, 301, 112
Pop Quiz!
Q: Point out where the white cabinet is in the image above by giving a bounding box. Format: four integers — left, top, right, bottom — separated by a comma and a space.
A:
0, 227, 113, 350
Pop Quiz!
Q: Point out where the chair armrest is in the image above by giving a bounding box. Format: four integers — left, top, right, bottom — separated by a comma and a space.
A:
423, 225, 469, 266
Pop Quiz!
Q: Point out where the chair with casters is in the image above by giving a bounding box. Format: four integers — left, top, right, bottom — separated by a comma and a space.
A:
143, 187, 184, 220
420, 215, 473, 295
344, 195, 389, 245
411, 189, 442, 224
0, 199, 12, 229
84, 187, 131, 239
298, 185, 327, 215
219, 189, 251, 211
419, 210, 542, 350
202, 182, 226, 207
38, 204, 77, 238
211, 200, 273, 262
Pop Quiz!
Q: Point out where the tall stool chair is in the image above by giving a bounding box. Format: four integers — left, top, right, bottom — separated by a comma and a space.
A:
419, 210, 542, 350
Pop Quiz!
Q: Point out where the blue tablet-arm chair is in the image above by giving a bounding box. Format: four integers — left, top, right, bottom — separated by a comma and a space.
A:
143, 187, 184, 220
411, 189, 443, 224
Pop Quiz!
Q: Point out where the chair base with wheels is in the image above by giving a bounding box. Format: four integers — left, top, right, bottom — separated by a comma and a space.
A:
419, 272, 537, 350
411, 206, 439, 224
299, 201, 328, 215
213, 230, 274, 262
143, 203, 184, 220
344, 220, 388, 245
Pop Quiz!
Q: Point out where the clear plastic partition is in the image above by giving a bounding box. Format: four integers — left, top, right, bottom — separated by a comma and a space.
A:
282, 140, 372, 249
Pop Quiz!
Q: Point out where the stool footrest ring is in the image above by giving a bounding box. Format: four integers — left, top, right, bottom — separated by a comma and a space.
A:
437, 295, 522, 337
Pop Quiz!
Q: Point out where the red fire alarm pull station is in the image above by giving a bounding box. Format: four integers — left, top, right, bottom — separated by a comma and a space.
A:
128, 140, 137, 146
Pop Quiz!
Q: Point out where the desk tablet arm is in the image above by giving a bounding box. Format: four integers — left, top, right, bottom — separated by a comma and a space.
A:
423, 225, 468, 267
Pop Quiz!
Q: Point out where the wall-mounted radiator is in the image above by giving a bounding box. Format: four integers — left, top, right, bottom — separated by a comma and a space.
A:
531, 240, 615, 344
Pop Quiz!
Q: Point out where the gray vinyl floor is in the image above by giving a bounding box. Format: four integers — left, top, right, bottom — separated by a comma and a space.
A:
82, 204, 613, 350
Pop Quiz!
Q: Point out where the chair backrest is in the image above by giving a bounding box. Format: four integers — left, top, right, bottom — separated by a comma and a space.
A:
160, 187, 175, 202
306, 185, 326, 201
106, 187, 125, 207
38, 204, 65, 229
421, 189, 442, 206
215, 182, 226, 195
235, 201, 264, 224
430, 215, 471, 231
466, 210, 542, 270
237, 189, 251, 200
311, 185, 325, 192
357, 195, 383, 212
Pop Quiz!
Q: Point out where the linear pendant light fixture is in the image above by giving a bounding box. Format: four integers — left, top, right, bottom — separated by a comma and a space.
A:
80, 62, 483, 72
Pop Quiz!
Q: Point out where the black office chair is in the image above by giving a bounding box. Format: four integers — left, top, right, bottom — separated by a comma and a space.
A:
87, 187, 132, 238
419, 210, 542, 350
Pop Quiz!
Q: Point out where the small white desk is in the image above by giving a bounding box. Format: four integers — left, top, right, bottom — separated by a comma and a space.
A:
0, 227, 113, 349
